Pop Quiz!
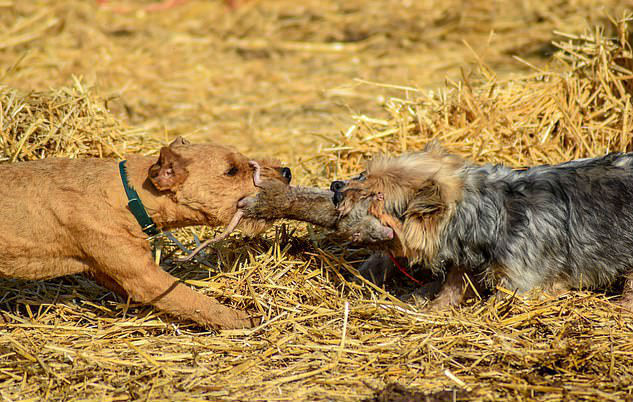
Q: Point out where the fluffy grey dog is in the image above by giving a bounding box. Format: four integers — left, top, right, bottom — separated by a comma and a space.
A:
330, 143, 633, 310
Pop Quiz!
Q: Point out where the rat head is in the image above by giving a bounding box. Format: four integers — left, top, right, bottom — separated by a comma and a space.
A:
334, 195, 396, 245
330, 142, 465, 263
148, 137, 291, 232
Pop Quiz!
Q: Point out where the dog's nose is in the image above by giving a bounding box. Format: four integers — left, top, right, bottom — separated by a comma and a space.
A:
330, 180, 345, 192
280, 167, 292, 184
332, 190, 345, 206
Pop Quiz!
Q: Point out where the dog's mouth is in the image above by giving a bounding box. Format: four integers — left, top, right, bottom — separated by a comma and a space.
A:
237, 195, 251, 208
332, 190, 399, 246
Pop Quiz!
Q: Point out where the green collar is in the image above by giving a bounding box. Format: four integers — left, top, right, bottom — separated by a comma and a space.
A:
119, 160, 161, 238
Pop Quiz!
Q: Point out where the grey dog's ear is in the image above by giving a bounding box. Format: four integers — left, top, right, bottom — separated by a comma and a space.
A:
148, 146, 189, 192
423, 140, 447, 156
400, 180, 447, 263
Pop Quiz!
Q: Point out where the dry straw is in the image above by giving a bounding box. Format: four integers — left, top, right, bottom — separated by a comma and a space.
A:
1, 3, 633, 401
317, 16, 633, 174
0, 79, 162, 162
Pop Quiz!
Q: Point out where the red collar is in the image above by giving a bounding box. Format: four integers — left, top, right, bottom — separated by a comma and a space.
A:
388, 254, 423, 285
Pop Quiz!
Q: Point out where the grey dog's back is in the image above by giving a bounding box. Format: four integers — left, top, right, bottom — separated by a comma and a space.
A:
438, 152, 633, 291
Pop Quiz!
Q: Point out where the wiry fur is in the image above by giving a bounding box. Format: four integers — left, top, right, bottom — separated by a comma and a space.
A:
332, 144, 633, 309
335, 143, 464, 265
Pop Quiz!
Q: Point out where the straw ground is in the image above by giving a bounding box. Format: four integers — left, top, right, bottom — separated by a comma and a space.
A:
1, 1, 633, 400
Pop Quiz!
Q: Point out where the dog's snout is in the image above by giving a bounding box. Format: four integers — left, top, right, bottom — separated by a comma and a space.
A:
280, 167, 292, 184
332, 190, 345, 206
330, 180, 345, 192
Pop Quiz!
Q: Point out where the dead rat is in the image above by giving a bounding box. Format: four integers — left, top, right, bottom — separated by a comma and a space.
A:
179, 161, 394, 261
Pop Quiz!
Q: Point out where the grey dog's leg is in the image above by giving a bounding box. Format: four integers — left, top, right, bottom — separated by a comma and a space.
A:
358, 253, 395, 287
425, 266, 478, 311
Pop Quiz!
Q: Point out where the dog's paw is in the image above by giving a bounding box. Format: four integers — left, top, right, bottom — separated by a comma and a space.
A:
219, 309, 262, 329
400, 280, 443, 305
419, 287, 464, 312
356, 253, 395, 287
422, 297, 452, 312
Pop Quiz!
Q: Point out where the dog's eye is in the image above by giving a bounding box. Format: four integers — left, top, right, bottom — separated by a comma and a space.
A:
225, 166, 239, 176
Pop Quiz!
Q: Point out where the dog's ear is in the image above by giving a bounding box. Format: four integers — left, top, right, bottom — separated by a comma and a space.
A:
401, 180, 447, 263
423, 140, 446, 156
148, 146, 189, 192
169, 136, 190, 147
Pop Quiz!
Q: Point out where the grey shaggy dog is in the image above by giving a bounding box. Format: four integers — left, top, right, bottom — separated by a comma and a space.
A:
330, 144, 633, 310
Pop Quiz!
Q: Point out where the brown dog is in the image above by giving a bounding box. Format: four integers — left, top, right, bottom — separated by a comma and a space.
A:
0, 137, 290, 329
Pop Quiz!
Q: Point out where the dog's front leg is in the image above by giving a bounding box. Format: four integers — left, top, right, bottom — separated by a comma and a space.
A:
92, 271, 128, 297
93, 243, 259, 329
358, 253, 396, 287
425, 266, 479, 311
